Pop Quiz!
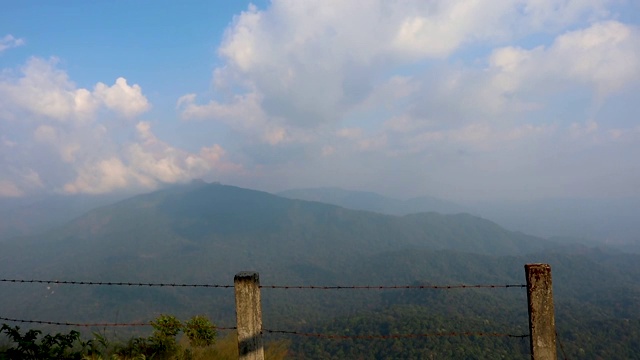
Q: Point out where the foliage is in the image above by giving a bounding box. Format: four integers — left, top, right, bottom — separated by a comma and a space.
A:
1, 314, 288, 360
183, 315, 216, 348
150, 314, 182, 356
0, 324, 83, 360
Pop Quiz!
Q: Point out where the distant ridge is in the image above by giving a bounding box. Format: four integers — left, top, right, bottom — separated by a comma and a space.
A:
1, 182, 553, 283
277, 187, 468, 215
0, 181, 555, 326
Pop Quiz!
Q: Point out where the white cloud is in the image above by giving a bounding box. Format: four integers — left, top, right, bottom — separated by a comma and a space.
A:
94, 77, 151, 118
0, 57, 150, 122
551, 21, 640, 95
0, 34, 24, 53
63, 157, 131, 194
172, 1, 639, 200
2, 1, 638, 201
0, 57, 99, 122
489, 21, 640, 98
0, 57, 239, 197
176, 0, 620, 174
391, 1, 516, 59
178, 91, 293, 145
62, 122, 241, 194
185, 0, 614, 131
392, 20, 640, 137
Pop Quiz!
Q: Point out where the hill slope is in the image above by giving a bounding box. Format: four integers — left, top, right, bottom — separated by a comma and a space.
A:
277, 187, 468, 215
1, 182, 553, 276
1, 182, 638, 359
0, 182, 552, 321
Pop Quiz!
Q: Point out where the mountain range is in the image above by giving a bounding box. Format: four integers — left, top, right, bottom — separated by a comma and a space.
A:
0, 181, 638, 358
279, 187, 640, 249
277, 187, 469, 215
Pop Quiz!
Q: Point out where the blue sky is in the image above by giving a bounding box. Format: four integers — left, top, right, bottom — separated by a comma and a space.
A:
1, 0, 639, 201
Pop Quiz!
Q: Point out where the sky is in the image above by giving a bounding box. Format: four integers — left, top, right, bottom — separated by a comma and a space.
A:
1, 0, 640, 202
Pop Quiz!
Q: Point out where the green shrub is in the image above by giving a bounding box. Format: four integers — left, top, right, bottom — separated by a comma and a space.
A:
184, 315, 217, 348
0, 324, 83, 360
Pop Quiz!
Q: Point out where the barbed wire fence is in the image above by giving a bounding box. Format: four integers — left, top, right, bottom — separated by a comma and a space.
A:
0, 280, 527, 335
0, 263, 561, 359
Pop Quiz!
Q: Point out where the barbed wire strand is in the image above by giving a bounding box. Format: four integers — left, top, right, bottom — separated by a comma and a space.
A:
0, 316, 236, 330
0, 279, 233, 288
1, 316, 527, 340
260, 284, 525, 289
264, 329, 529, 339
0, 316, 148, 327
0, 279, 525, 290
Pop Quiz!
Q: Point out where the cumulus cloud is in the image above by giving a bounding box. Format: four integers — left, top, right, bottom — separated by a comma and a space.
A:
0, 57, 241, 197
182, 0, 613, 131
63, 157, 132, 195
94, 77, 151, 118
171, 0, 640, 200
0, 57, 99, 122
393, 21, 640, 134
63, 122, 241, 194
3, 1, 638, 200
489, 21, 640, 98
177, 92, 293, 145
0, 34, 24, 53
0, 57, 150, 122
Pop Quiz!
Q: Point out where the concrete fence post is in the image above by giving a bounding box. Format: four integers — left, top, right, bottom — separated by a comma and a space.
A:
234, 271, 265, 360
525, 263, 557, 360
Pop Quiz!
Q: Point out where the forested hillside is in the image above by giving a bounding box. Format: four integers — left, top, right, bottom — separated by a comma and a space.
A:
1, 182, 638, 359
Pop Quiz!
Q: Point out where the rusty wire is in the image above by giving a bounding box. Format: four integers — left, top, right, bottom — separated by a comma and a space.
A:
264, 329, 529, 339
0, 279, 525, 290
0, 316, 527, 340
1, 279, 529, 344
260, 284, 525, 289
0, 316, 237, 330
0, 316, 149, 327
0, 279, 233, 288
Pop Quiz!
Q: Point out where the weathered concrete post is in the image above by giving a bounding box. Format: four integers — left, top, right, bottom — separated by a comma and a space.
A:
525, 263, 557, 360
234, 271, 265, 360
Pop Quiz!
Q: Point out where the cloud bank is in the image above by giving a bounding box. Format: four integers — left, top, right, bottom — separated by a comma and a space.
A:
0, 58, 240, 196
2, 1, 639, 200
176, 0, 639, 199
